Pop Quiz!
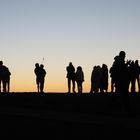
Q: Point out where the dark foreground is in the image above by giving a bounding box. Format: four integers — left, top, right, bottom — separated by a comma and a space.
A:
0, 92, 140, 139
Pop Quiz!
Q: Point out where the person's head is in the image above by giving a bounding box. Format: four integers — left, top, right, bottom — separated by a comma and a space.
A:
119, 51, 126, 60
102, 64, 107, 69
77, 66, 82, 71
0, 61, 3, 66
93, 66, 96, 70
35, 63, 39, 68
114, 55, 119, 61
135, 60, 139, 65
40, 64, 44, 68
69, 62, 72, 66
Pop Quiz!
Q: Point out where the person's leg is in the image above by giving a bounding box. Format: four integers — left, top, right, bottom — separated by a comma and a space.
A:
79, 82, 82, 94
81, 83, 83, 94
7, 81, 9, 93
2, 80, 6, 93
0, 80, 1, 93
136, 76, 140, 92
40, 79, 45, 93
77, 82, 80, 93
68, 79, 71, 93
72, 79, 76, 93
131, 79, 135, 93
90, 82, 93, 93
7, 79, 10, 93
36, 78, 40, 92
111, 79, 114, 92
40, 83, 44, 92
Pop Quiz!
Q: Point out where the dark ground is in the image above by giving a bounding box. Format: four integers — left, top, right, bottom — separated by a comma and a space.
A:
0, 92, 140, 139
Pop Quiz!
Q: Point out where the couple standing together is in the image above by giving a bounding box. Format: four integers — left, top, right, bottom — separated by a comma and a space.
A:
34, 63, 46, 93
66, 62, 84, 94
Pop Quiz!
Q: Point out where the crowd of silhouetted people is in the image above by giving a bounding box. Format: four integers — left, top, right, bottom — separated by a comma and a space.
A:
0, 51, 140, 96
110, 51, 140, 94
65, 51, 140, 112
90, 64, 108, 94
66, 51, 140, 95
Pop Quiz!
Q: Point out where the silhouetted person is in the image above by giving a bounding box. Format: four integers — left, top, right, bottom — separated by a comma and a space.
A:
75, 66, 84, 94
0, 61, 3, 92
3, 66, 11, 93
39, 64, 46, 93
109, 65, 116, 93
90, 66, 96, 93
132, 60, 140, 92
66, 62, 76, 93
34, 63, 46, 93
0, 61, 11, 93
90, 65, 102, 93
129, 60, 136, 93
111, 51, 130, 112
129, 60, 140, 93
100, 64, 108, 93
134, 60, 140, 92
34, 63, 40, 92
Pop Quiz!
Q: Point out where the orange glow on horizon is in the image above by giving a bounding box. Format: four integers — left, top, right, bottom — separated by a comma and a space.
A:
9, 79, 139, 93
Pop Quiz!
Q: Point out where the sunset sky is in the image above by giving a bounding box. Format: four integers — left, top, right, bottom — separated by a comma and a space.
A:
0, 0, 140, 92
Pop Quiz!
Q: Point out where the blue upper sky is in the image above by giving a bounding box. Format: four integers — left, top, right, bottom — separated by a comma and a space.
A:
0, 0, 140, 92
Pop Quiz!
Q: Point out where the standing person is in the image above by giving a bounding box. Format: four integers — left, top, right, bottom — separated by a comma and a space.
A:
34, 63, 40, 92
0, 61, 3, 92
109, 66, 116, 93
34, 63, 46, 93
100, 64, 108, 93
3, 66, 11, 93
111, 51, 130, 112
0, 61, 11, 93
129, 60, 140, 93
75, 66, 84, 94
129, 61, 136, 93
39, 64, 46, 93
134, 60, 140, 92
109, 55, 119, 93
66, 62, 76, 93
90, 66, 96, 93
115, 51, 130, 94
90, 65, 102, 94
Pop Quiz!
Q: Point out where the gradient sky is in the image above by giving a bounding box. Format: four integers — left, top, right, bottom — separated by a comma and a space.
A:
0, 0, 140, 92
